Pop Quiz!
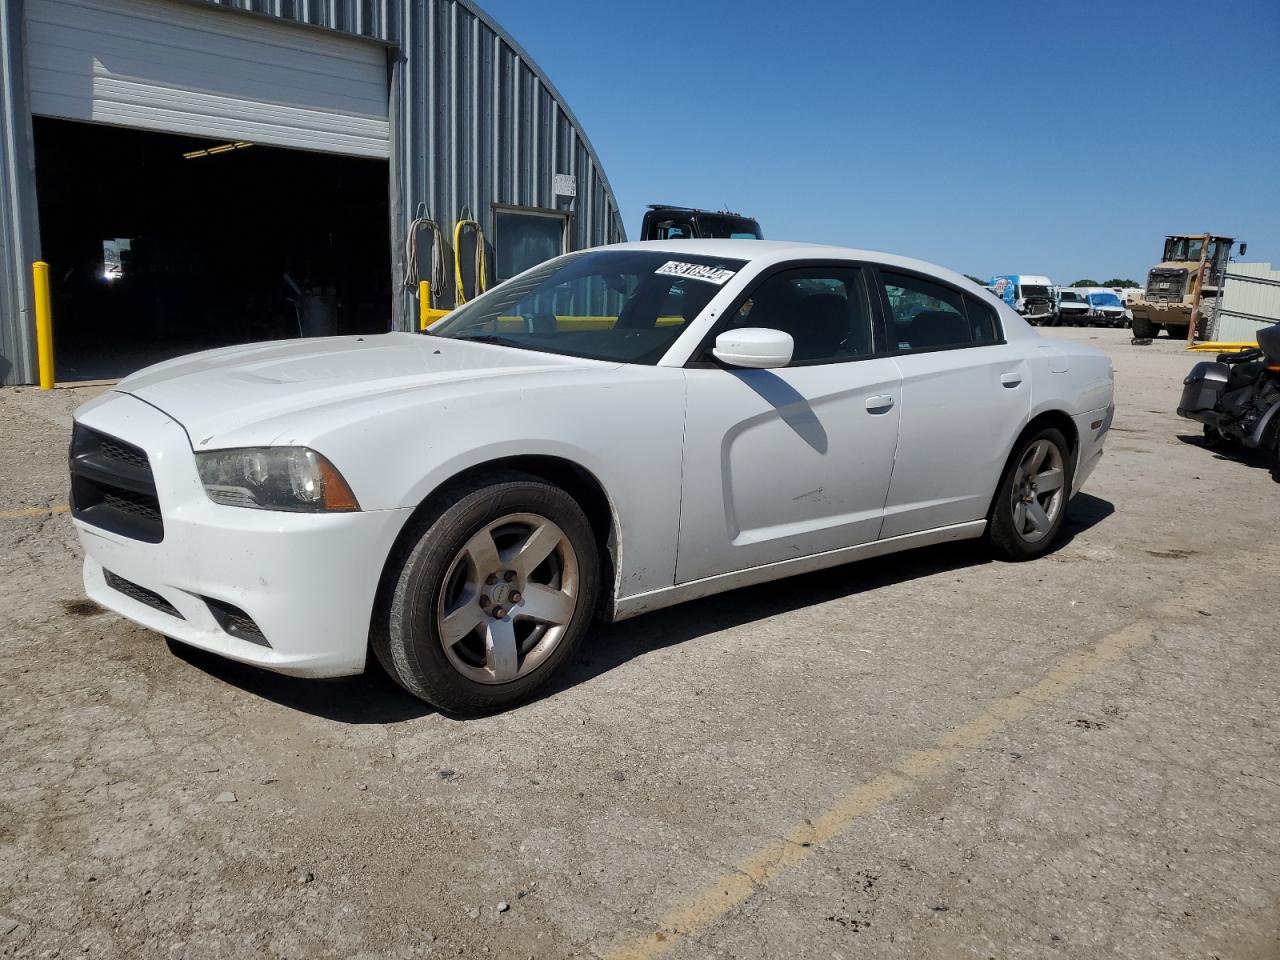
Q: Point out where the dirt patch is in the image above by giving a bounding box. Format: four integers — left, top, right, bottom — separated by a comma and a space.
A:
60, 598, 104, 617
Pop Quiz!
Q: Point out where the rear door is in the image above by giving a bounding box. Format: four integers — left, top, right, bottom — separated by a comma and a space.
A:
676, 263, 902, 583
875, 268, 1031, 539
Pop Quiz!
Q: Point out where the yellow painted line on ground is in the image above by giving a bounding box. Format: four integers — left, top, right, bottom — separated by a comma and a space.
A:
0, 504, 69, 520
605, 619, 1159, 960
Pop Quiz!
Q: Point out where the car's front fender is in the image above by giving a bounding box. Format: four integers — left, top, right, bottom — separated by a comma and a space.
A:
305, 369, 689, 602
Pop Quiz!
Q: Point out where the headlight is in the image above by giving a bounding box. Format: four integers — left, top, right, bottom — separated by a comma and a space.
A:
196, 447, 360, 512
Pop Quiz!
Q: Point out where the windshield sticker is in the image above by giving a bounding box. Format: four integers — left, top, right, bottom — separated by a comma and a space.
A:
655, 261, 736, 286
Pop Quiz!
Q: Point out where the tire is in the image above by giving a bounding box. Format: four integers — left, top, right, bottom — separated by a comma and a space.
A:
1130, 314, 1157, 339
372, 472, 600, 714
986, 427, 1073, 561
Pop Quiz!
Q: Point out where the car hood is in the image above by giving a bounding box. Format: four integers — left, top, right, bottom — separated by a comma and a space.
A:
112, 333, 612, 444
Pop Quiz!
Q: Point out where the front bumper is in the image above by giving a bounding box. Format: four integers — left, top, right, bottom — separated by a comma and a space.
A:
73, 392, 413, 678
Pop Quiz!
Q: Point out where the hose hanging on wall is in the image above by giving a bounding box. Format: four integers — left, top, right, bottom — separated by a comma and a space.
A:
404, 204, 448, 309
453, 207, 488, 305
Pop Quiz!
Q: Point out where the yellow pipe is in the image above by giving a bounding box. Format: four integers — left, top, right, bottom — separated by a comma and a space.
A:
419, 280, 431, 330
32, 261, 54, 390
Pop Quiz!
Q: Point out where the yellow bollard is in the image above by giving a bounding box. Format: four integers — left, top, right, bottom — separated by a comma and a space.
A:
32, 261, 54, 390
419, 279, 431, 330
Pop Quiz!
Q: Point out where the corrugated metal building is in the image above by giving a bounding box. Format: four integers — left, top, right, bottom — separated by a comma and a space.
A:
0, 0, 625, 384
1214, 263, 1280, 342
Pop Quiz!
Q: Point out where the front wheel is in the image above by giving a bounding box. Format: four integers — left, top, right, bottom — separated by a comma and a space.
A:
986, 428, 1073, 561
373, 473, 600, 714
1130, 314, 1157, 339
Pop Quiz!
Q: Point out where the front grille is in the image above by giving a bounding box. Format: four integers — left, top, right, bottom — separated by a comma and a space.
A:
99, 436, 149, 469
102, 488, 163, 523
69, 424, 164, 543
1146, 269, 1188, 300
204, 597, 270, 648
104, 570, 184, 619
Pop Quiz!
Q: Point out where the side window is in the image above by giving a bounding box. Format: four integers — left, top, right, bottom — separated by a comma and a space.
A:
963, 295, 1001, 345
881, 271, 985, 352
723, 266, 873, 364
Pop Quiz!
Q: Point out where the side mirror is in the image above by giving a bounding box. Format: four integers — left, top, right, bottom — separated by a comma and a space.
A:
712, 328, 794, 369
1239, 241, 1248, 257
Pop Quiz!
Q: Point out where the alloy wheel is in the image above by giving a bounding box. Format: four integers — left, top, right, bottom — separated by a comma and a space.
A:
435, 513, 580, 685
1009, 439, 1066, 544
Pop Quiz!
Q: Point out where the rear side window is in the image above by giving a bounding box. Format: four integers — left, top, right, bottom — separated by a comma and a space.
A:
962, 295, 1000, 345
881, 271, 1000, 352
723, 266, 874, 364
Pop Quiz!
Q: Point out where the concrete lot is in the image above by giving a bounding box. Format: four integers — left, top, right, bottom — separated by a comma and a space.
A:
1, 328, 1278, 960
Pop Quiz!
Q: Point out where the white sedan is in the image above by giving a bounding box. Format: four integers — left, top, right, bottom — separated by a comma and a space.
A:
70, 241, 1114, 713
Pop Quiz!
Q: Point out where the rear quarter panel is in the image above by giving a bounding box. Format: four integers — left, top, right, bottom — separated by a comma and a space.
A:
1028, 340, 1115, 493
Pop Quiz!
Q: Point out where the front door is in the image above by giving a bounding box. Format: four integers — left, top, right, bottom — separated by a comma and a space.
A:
676, 264, 902, 583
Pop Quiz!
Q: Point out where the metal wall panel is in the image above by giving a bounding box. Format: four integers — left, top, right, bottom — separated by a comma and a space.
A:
1216, 263, 1280, 342
0, 0, 624, 382
0, 0, 41, 386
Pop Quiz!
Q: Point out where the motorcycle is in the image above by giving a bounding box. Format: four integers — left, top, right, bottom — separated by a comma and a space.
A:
1177, 322, 1280, 474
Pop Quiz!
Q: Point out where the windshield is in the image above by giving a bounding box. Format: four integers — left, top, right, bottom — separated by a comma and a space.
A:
429, 249, 747, 364
1088, 292, 1123, 307
695, 214, 763, 240
1059, 291, 1084, 302
1020, 285, 1051, 298
1163, 236, 1211, 262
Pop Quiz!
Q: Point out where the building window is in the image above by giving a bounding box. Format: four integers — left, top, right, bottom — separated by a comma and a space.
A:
493, 207, 568, 282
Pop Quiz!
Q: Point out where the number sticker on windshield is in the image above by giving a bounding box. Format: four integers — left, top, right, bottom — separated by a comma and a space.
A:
654, 261, 736, 286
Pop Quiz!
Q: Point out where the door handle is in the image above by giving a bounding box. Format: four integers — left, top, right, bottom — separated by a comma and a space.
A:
865, 394, 895, 413
1000, 372, 1023, 388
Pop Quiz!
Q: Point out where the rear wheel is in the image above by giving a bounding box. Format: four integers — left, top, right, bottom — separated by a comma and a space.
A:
986, 428, 1072, 561
373, 473, 600, 714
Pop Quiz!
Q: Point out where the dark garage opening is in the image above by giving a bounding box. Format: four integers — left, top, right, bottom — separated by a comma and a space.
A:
33, 117, 393, 381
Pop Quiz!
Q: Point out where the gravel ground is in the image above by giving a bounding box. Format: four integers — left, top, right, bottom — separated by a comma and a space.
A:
1, 328, 1277, 960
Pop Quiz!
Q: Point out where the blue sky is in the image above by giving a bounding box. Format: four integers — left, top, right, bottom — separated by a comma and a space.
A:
482, 0, 1279, 285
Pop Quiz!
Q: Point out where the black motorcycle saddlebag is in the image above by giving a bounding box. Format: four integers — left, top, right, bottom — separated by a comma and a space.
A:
1177, 361, 1230, 422
1258, 322, 1280, 364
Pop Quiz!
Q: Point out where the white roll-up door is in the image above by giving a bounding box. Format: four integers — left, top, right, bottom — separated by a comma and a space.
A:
25, 0, 391, 158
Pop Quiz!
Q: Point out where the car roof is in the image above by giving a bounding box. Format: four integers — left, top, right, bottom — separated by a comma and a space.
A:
604, 239, 986, 295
